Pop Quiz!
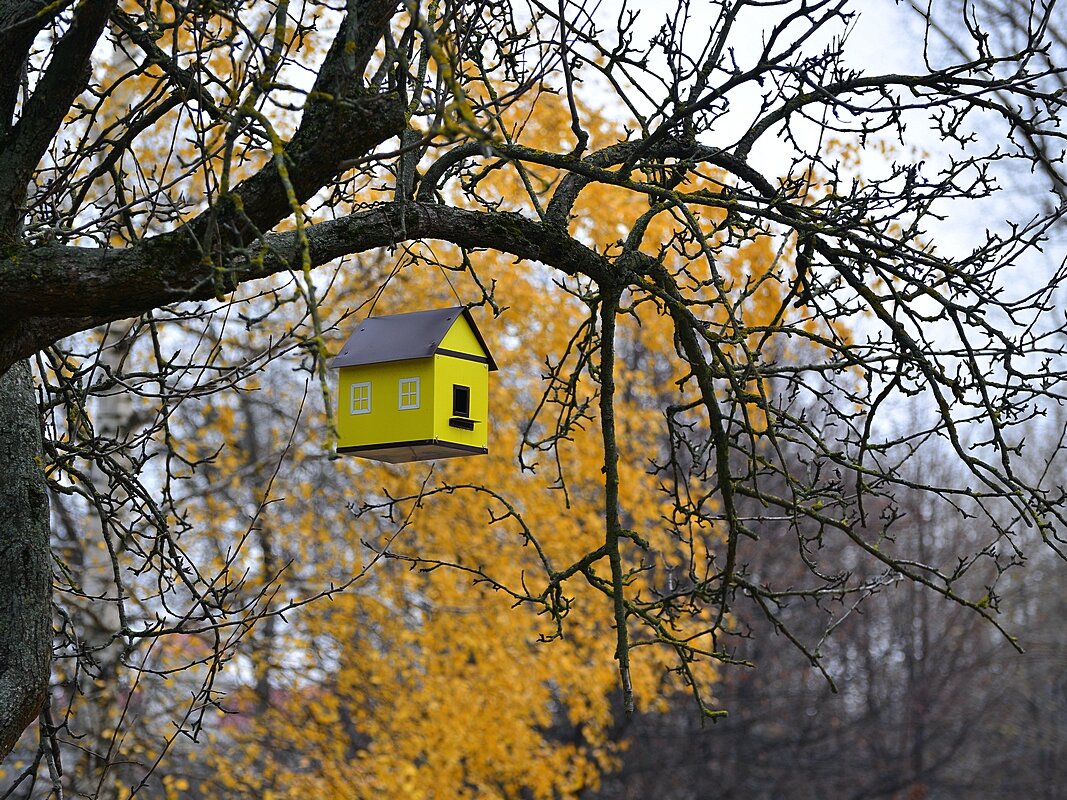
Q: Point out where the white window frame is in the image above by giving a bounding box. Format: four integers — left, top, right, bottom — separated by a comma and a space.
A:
349, 382, 372, 415
398, 377, 420, 410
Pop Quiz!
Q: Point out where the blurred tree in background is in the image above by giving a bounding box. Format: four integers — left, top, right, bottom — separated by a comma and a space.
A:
1, 0, 1066, 796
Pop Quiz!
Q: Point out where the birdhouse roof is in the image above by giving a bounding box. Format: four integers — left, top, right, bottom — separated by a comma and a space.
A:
330, 306, 498, 371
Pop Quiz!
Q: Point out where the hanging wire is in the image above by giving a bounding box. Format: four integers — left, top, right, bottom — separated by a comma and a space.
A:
438, 261, 467, 307
363, 245, 469, 319
363, 255, 409, 318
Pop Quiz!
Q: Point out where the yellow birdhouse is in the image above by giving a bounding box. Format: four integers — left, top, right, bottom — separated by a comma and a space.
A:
331, 307, 498, 462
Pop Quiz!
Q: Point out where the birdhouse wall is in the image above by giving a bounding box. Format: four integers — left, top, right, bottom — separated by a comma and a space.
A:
432, 355, 490, 451
336, 358, 435, 449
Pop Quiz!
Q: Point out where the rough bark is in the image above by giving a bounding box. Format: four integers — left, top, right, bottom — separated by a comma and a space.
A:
0, 360, 51, 762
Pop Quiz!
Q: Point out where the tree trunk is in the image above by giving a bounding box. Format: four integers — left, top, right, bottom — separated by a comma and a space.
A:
0, 361, 52, 761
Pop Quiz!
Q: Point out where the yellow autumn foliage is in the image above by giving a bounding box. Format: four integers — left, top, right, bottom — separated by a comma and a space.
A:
162, 195, 798, 800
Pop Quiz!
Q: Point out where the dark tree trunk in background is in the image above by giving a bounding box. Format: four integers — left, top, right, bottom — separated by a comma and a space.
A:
0, 361, 51, 760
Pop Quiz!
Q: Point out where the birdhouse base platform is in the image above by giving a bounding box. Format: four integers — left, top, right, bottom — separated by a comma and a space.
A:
337, 439, 488, 464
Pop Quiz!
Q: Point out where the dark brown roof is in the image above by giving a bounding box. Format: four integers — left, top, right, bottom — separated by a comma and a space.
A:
330, 306, 498, 370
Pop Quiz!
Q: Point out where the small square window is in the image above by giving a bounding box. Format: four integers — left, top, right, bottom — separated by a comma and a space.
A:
453, 385, 471, 418
449, 384, 475, 430
350, 382, 371, 415
399, 377, 420, 410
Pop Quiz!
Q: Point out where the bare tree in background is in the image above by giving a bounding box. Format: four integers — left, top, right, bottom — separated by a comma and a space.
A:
592, 434, 1035, 799
2, 0, 1067, 793
915, 0, 1067, 209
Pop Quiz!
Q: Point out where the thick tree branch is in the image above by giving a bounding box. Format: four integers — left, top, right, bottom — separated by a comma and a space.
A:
200, 90, 406, 241
0, 0, 117, 241
186, 0, 404, 254
0, 0, 76, 129
0, 203, 611, 372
